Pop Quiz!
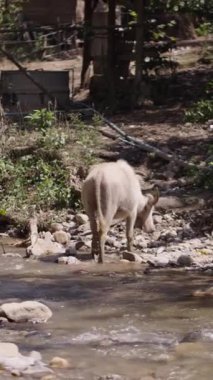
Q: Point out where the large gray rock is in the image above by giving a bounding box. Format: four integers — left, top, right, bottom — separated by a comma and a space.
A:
0, 301, 52, 323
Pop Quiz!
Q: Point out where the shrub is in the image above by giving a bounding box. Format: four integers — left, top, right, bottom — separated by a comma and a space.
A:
185, 99, 213, 123
24, 108, 56, 134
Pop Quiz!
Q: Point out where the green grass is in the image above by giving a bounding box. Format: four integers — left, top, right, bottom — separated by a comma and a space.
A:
0, 110, 101, 222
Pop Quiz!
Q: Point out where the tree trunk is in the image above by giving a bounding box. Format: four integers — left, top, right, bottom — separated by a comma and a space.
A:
80, 0, 93, 88
133, 0, 146, 105
107, 0, 116, 110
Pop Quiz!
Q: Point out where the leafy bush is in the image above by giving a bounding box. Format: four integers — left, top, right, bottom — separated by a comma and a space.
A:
185, 99, 213, 123
196, 22, 213, 36
185, 144, 213, 190
24, 109, 56, 134
0, 155, 74, 212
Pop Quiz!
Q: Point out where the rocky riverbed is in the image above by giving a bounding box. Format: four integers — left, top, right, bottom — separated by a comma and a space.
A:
0, 195, 213, 379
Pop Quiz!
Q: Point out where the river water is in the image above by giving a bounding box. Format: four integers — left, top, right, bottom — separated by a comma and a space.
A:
0, 251, 213, 380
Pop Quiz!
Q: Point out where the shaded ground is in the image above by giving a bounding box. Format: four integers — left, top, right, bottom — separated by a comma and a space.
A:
99, 100, 213, 238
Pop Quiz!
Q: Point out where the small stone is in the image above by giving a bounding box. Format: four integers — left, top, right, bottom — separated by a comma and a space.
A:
57, 256, 69, 264
156, 246, 165, 254
11, 369, 21, 376
120, 259, 132, 264
185, 122, 193, 127
182, 226, 194, 238
84, 240, 92, 248
53, 231, 69, 245
163, 214, 173, 222
66, 214, 75, 222
69, 221, 77, 228
49, 357, 69, 368
122, 251, 143, 263
136, 240, 148, 249
50, 223, 63, 233
148, 257, 169, 268
39, 231, 53, 240
65, 245, 77, 256
152, 231, 161, 241
57, 256, 80, 265
98, 375, 124, 380
75, 213, 89, 225
153, 215, 163, 224
177, 255, 193, 267
0, 317, 8, 323
76, 222, 90, 234
62, 222, 72, 230
106, 236, 117, 247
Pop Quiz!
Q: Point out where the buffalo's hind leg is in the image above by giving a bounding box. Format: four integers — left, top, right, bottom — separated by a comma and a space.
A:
89, 216, 99, 261
99, 227, 108, 263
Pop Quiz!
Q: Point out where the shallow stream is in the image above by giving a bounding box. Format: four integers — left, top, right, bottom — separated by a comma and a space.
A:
0, 249, 213, 380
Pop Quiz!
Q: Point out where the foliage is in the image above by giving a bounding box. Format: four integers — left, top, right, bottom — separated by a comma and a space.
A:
0, 110, 100, 216
69, 113, 98, 166
149, 0, 213, 14
0, 155, 72, 212
24, 108, 56, 134
196, 22, 213, 36
185, 99, 213, 123
185, 143, 213, 189
39, 127, 68, 149
185, 79, 213, 122
0, 0, 24, 28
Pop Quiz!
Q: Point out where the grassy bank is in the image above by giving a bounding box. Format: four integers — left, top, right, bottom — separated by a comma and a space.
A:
0, 109, 101, 229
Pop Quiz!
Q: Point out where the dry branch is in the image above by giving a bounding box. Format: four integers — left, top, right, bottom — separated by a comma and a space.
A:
88, 107, 206, 171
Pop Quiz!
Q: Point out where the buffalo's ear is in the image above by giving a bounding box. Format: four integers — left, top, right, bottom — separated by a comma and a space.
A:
147, 186, 159, 206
